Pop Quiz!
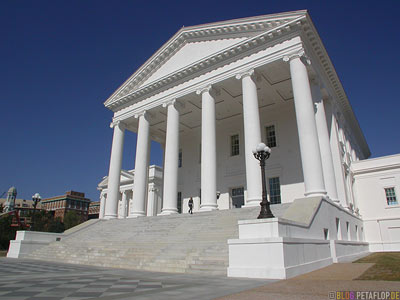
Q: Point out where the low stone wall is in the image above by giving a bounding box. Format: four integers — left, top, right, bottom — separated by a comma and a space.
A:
228, 196, 369, 279
7, 231, 63, 258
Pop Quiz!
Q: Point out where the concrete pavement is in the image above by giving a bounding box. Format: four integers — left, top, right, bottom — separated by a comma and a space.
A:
0, 258, 271, 300
216, 263, 400, 300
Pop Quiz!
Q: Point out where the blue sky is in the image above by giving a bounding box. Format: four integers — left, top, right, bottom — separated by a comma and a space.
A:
1, 0, 399, 202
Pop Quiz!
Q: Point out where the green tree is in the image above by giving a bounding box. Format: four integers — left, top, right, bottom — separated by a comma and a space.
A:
64, 211, 80, 230
0, 215, 17, 250
48, 217, 64, 233
0, 203, 3, 213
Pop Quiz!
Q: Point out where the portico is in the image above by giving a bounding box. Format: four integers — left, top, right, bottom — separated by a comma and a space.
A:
100, 11, 370, 219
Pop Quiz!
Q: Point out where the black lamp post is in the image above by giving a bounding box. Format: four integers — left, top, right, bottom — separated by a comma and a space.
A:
252, 143, 274, 219
31, 193, 41, 231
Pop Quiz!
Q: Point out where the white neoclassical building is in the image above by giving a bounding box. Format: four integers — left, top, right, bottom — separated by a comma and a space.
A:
98, 11, 399, 251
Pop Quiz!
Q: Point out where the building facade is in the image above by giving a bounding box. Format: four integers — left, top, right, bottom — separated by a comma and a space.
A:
41, 191, 90, 222
352, 154, 400, 251
98, 11, 398, 251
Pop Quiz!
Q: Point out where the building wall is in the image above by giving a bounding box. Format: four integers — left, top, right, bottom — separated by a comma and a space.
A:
178, 101, 305, 213
352, 154, 400, 251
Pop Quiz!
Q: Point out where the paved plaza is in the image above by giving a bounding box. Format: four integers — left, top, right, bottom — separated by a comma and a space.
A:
0, 258, 270, 300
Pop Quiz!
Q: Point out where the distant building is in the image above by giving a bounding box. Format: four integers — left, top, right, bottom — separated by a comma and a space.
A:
41, 191, 90, 222
88, 202, 100, 219
0, 198, 43, 210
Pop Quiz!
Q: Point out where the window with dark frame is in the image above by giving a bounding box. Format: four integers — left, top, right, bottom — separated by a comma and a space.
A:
385, 187, 398, 205
177, 192, 182, 213
266, 125, 277, 148
178, 149, 182, 168
230, 134, 239, 156
268, 177, 281, 204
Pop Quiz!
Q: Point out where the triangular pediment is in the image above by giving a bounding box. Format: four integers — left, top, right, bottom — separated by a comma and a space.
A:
105, 10, 307, 108
139, 37, 248, 88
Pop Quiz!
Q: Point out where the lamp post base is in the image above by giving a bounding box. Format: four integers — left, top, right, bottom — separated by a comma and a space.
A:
257, 202, 275, 219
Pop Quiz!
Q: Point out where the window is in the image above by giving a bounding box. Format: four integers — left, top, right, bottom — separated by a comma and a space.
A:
231, 187, 244, 208
323, 228, 329, 240
268, 177, 281, 204
230, 134, 239, 156
385, 187, 398, 205
336, 218, 342, 240
265, 125, 277, 148
178, 149, 182, 168
177, 192, 182, 213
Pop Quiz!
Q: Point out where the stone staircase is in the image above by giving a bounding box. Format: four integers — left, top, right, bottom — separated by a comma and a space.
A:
27, 204, 290, 276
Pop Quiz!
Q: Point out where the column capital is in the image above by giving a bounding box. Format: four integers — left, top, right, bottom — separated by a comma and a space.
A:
196, 84, 212, 95
110, 120, 126, 130
134, 111, 153, 121
235, 69, 254, 80
283, 49, 311, 65
162, 98, 176, 108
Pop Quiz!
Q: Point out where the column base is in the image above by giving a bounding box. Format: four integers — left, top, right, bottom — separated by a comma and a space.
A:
158, 209, 178, 216
199, 204, 218, 211
127, 211, 146, 218
243, 197, 261, 208
304, 190, 327, 197
103, 215, 117, 220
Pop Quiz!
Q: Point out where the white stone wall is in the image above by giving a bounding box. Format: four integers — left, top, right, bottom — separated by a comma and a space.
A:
178, 101, 305, 213
352, 154, 400, 251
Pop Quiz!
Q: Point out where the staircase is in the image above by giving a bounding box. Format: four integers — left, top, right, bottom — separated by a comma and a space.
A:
27, 204, 290, 276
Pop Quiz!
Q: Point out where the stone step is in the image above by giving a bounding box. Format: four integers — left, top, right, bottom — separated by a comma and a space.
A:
27, 204, 290, 276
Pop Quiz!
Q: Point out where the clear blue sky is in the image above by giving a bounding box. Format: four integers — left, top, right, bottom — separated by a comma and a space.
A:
1, 0, 399, 202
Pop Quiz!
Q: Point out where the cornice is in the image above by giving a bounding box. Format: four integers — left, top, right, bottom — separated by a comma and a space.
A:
300, 14, 371, 158
105, 13, 306, 110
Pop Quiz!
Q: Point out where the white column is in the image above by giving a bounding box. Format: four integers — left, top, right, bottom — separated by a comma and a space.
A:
147, 183, 157, 216
236, 70, 262, 206
329, 111, 349, 207
311, 80, 339, 202
284, 51, 326, 197
129, 112, 150, 218
160, 100, 179, 215
197, 86, 218, 211
120, 191, 127, 218
99, 192, 106, 219
104, 121, 125, 219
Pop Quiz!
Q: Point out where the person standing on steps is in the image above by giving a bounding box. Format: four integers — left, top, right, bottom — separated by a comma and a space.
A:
188, 197, 193, 214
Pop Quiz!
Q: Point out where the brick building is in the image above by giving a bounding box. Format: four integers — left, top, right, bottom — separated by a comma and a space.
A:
41, 191, 90, 222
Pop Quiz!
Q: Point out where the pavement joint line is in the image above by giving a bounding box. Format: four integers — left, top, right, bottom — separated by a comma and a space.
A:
92, 283, 195, 300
